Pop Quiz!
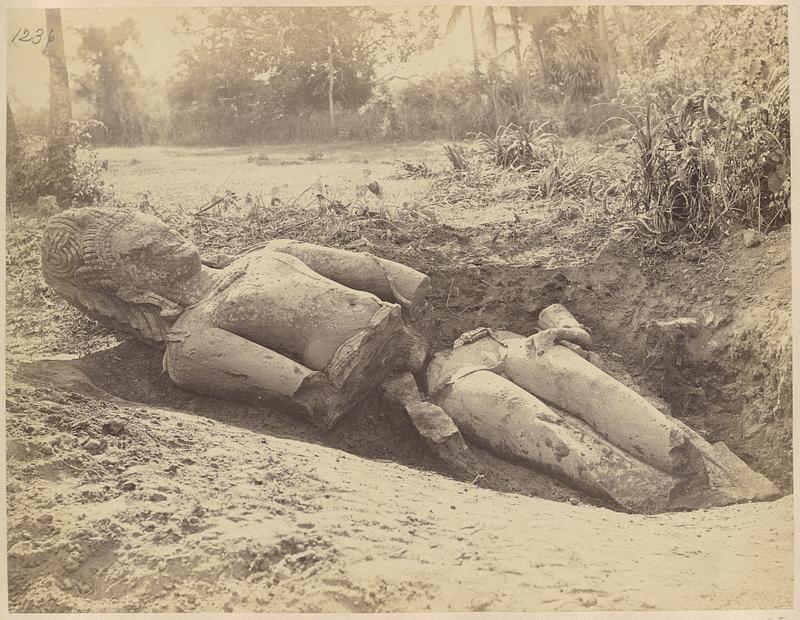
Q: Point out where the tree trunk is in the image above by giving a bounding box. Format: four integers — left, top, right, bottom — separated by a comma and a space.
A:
535, 39, 548, 87
326, 9, 335, 133
485, 8, 500, 129
7, 101, 19, 149
7, 101, 20, 216
612, 6, 632, 70
596, 6, 618, 98
46, 9, 71, 134
45, 8, 72, 201
509, 8, 523, 74
467, 6, 480, 85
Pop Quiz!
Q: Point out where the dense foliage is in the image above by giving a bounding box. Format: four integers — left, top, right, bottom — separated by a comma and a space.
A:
74, 18, 157, 145
7, 120, 107, 211
7, 5, 789, 236
167, 7, 437, 144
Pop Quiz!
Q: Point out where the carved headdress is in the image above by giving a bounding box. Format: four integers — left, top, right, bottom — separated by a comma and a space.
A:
43, 207, 126, 291
42, 208, 200, 344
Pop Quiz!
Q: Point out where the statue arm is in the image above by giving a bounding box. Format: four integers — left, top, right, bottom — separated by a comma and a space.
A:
163, 316, 341, 428
251, 240, 431, 310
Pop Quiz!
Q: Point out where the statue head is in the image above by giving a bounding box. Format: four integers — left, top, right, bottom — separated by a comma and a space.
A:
41, 208, 204, 344
42, 207, 202, 295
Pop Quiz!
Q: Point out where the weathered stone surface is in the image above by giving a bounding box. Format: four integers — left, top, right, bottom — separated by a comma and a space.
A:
538, 303, 592, 347
42, 209, 780, 512
431, 367, 677, 513
644, 317, 701, 401
742, 229, 763, 248
426, 327, 781, 512
667, 418, 781, 508
42, 208, 430, 429
381, 372, 467, 467
262, 239, 431, 311
502, 339, 705, 477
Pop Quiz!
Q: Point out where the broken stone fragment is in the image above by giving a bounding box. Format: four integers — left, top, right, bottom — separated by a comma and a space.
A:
83, 438, 107, 455
645, 317, 700, 340
102, 419, 125, 436
8, 541, 35, 556
380, 372, 467, 469
742, 229, 763, 248
667, 418, 781, 508
644, 318, 701, 394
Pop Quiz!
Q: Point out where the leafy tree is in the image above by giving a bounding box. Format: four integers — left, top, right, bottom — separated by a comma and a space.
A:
169, 7, 436, 142
74, 18, 151, 145
520, 6, 571, 87
7, 9, 106, 212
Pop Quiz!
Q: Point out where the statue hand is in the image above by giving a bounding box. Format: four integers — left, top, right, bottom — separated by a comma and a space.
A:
526, 327, 592, 356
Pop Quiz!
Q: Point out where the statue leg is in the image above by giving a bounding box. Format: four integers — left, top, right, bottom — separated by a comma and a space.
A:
430, 368, 677, 513
500, 337, 705, 477
427, 326, 780, 510
165, 308, 347, 429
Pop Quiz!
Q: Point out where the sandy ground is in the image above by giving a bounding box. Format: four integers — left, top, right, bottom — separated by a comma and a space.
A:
6, 382, 793, 613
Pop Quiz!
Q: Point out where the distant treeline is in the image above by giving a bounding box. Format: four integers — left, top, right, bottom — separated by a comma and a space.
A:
13, 5, 789, 146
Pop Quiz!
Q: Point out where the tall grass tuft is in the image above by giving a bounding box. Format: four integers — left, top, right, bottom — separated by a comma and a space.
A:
610, 73, 790, 243
470, 122, 559, 172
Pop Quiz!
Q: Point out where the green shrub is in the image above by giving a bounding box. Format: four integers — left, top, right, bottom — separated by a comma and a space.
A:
616, 65, 790, 241
721, 62, 790, 230
7, 120, 107, 213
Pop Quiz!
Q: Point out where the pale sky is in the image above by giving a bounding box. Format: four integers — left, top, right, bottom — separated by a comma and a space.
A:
8, 7, 184, 111
7, 6, 514, 112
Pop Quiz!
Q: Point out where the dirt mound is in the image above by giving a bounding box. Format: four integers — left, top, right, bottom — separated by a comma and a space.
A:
15, 346, 593, 509
6, 382, 792, 613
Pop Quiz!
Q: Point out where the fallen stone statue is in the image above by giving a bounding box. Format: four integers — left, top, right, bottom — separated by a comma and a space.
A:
41, 207, 779, 513
41, 207, 431, 429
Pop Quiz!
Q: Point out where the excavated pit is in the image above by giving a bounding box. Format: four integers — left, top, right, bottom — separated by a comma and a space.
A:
16, 244, 791, 513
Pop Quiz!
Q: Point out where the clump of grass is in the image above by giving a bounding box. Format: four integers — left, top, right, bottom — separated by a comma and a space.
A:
611, 64, 790, 244
471, 122, 558, 172
395, 160, 437, 179
414, 125, 624, 208
611, 97, 723, 240
527, 151, 623, 200
443, 144, 469, 171
246, 153, 271, 166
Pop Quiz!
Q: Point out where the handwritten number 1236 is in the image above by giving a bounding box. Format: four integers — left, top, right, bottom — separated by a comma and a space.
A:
11, 28, 56, 53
